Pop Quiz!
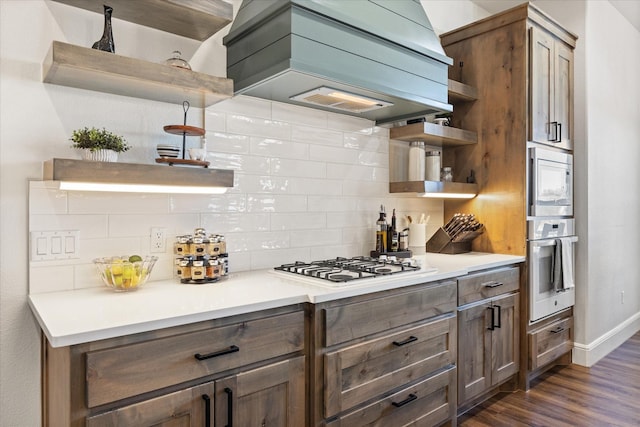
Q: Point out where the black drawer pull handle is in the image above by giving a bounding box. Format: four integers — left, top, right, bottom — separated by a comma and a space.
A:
393, 336, 418, 347
550, 327, 565, 334
224, 387, 233, 427
392, 393, 417, 408
557, 123, 563, 142
202, 394, 211, 427
494, 304, 502, 329
484, 281, 504, 288
194, 345, 239, 361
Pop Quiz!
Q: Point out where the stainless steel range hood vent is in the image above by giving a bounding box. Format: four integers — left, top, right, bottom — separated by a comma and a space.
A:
223, 0, 453, 125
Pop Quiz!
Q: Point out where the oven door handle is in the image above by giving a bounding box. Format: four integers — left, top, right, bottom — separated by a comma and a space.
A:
531, 235, 579, 248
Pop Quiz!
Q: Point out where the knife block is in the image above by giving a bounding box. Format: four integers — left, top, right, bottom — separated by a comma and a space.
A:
426, 227, 483, 254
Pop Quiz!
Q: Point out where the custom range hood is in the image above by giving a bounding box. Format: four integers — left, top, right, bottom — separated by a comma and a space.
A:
223, 0, 453, 125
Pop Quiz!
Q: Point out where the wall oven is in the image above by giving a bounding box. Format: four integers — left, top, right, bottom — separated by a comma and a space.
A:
529, 147, 573, 217
528, 219, 577, 322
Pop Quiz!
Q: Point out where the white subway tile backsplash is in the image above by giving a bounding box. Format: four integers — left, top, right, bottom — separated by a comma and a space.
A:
68, 192, 170, 214
289, 228, 341, 247
212, 96, 272, 120
201, 213, 270, 233
205, 132, 250, 154
29, 185, 67, 215
271, 213, 326, 230
250, 137, 309, 160
227, 115, 291, 140
29, 99, 445, 292
272, 102, 328, 128
30, 214, 108, 238
291, 125, 343, 147
327, 113, 374, 134
309, 144, 359, 164
169, 193, 247, 214
247, 195, 307, 213
271, 158, 326, 178
30, 265, 75, 293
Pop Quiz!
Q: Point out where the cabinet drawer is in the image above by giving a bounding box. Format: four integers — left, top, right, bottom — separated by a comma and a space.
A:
458, 266, 520, 305
324, 280, 456, 347
529, 316, 573, 370
324, 315, 456, 418
86, 310, 304, 408
326, 367, 456, 427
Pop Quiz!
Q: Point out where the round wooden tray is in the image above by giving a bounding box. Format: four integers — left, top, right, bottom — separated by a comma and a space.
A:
155, 158, 210, 168
163, 125, 205, 136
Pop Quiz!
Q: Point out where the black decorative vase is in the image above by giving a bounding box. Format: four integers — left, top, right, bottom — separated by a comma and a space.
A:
92, 5, 115, 53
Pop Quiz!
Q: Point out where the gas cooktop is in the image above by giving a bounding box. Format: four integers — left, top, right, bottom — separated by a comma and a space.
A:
274, 256, 424, 284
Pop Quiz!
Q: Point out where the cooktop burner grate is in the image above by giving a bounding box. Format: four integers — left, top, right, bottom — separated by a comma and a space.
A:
274, 256, 420, 282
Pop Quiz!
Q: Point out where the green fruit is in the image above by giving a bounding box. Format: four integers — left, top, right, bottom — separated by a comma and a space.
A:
128, 255, 143, 263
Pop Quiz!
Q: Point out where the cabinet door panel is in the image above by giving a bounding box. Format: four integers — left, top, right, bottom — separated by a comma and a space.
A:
555, 43, 573, 148
530, 26, 554, 144
86, 382, 213, 427
491, 293, 520, 384
529, 315, 573, 370
457, 303, 491, 404
324, 315, 456, 418
214, 356, 305, 427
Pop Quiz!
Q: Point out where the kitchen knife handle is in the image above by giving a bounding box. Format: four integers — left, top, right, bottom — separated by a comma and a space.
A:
224, 387, 233, 427
494, 305, 502, 329
550, 326, 565, 334
202, 394, 211, 427
487, 306, 495, 330
483, 281, 503, 288
194, 345, 239, 361
392, 336, 418, 347
392, 393, 417, 408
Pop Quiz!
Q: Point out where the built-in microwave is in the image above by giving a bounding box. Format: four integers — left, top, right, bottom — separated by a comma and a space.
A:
529, 147, 573, 217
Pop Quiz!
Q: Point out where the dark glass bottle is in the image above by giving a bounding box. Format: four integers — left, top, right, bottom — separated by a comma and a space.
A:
375, 205, 387, 253
92, 5, 115, 53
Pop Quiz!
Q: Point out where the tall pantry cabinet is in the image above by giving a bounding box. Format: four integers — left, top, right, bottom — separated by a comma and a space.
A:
439, 2, 577, 392
439, 2, 576, 255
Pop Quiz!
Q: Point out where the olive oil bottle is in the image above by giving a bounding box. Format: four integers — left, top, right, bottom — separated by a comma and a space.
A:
375, 205, 387, 253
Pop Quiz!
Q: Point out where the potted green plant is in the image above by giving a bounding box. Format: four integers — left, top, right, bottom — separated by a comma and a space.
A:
70, 127, 131, 162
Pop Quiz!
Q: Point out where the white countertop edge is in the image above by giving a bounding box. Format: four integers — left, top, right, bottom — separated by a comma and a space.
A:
29, 253, 525, 347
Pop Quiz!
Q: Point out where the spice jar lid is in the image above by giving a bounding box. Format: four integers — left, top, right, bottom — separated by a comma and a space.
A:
410, 141, 425, 147
426, 150, 440, 156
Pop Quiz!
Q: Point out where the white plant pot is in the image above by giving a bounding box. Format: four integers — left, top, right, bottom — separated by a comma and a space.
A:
81, 149, 118, 162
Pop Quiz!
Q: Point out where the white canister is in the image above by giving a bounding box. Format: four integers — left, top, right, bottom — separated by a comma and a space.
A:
425, 150, 441, 181
408, 141, 425, 181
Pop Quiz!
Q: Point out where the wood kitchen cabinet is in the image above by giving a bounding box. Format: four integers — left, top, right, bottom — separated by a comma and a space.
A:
308, 280, 458, 426
42, 306, 305, 426
457, 266, 520, 408
530, 26, 574, 150
440, 2, 577, 392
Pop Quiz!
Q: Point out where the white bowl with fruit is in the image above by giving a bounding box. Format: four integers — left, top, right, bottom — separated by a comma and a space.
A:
93, 255, 158, 292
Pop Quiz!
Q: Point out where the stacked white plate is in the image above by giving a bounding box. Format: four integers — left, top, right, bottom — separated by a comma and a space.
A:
157, 144, 180, 158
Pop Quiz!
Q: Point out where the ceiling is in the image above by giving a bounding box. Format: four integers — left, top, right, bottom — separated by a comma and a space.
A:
471, 0, 640, 33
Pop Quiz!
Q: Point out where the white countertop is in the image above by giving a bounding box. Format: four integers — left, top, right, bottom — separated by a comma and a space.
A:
29, 252, 524, 348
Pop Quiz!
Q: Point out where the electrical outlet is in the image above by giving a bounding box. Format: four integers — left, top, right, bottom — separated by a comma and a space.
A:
150, 227, 166, 253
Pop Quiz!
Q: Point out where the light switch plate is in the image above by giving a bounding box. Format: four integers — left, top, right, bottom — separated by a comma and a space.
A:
30, 230, 80, 261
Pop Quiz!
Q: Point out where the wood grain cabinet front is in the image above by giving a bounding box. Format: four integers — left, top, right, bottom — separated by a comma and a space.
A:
42, 306, 305, 427
457, 268, 520, 407
529, 315, 573, 370
310, 280, 458, 427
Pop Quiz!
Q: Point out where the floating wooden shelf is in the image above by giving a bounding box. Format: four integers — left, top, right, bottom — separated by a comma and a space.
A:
43, 41, 233, 108
43, 158, 233, 191
448, 79, 479, 103
389, 181, 478, 197
389, 122, 478, 146
50, 0, 233, 41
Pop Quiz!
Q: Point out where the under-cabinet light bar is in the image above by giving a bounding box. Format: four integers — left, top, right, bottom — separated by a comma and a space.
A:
419, 192, 476, 199
57, 181, 227, 194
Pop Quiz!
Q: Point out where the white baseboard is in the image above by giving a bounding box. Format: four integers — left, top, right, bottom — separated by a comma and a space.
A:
572, 312, 640, 367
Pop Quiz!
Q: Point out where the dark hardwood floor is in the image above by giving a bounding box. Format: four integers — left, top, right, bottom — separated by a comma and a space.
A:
459, 332, 640, 427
